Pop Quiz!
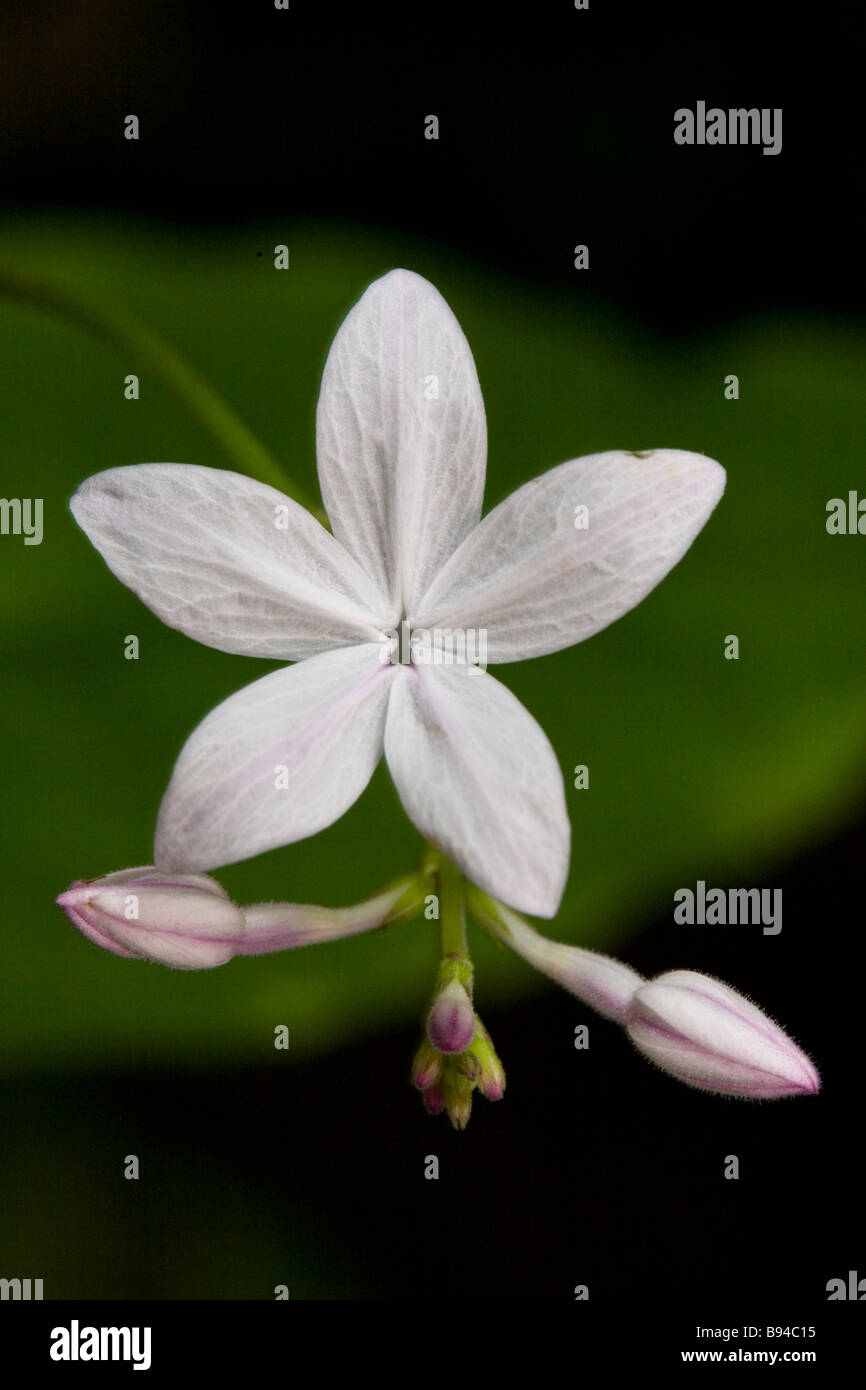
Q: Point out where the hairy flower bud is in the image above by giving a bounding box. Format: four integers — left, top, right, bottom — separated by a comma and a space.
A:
441, 1065, 475, 1131
463, 1019, 506, 1101
411, 1038, 445, 1092
426, 978, 476, 1054
57, 867, 244, 969
422, 1083, 447, 1116
625, 970, 820, 1098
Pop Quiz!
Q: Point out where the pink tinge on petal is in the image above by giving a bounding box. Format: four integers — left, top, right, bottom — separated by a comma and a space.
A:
422, 1083, 447, 1115
236, 886, 407, 955
384, 664, 569, 918
155, 644, 395, 873
56, 871, 245, 969
476, 1073, 504, 1102
56, 889, 140, 959
475, 898, 644, 1022
90, 867, 236, 897
553, 948, 644, 1023
627, 972, 820, 1098
426, 980, 475, 1054
413, 1058, 442, 1091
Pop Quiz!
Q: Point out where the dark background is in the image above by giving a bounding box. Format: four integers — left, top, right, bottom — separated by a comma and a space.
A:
1, 0, 856, 333
1, 0, 862, 1304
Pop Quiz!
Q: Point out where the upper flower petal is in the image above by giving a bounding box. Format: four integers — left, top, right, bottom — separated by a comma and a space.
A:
414, 449, 726, 662
316, 269, 487, 617
155, 643, 395, 871
384, 665, 569, 918
70, 463, 388, 660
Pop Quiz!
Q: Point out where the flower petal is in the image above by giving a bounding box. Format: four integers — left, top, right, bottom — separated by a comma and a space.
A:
627, 971, 820, 1097
58, 868, 246, 969
384, 666, 569, 917
155, 644, 395, 871
414, 449, 725, 661
316, 269, 487, 617
70, 463, 388, 659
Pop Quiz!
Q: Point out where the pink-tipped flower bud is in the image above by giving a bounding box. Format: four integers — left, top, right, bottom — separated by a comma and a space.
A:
422, 1083, 446, 1116
441, 1065, 475, 1131
57, 867, 245, 969
411, 1039, 444, 1092
237, 876, 427, 954
463, 1019, 506, 1102
426, 978, 476, 1054
625, 970, 820, 1099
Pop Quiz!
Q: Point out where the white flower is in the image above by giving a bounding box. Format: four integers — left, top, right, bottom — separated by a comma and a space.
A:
70, 270, 725, 917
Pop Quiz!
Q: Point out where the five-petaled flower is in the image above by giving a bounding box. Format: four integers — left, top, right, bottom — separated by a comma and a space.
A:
70, 270, 725, 916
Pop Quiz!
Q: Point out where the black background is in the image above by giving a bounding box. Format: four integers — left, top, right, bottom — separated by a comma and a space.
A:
1, 0, 857, 334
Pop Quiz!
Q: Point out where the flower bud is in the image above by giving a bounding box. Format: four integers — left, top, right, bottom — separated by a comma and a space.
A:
57, 867, 244, 969
422, 1083, 446, 1116
625, 970, 820, 1098
441, 1065, 475, 1131
463, 1019, 506, 1102
426, 978, 476, 1054
411, 1038, 444, 1092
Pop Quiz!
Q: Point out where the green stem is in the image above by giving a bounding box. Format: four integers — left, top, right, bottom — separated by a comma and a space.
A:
0, 262, 323, 515
465, 883, 513, 946
438, 856, 469, 962
378, 872, 432, 927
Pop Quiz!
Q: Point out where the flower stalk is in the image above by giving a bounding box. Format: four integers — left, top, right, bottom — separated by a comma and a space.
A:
411, 850, 506, 1127
58, 868, 429, 968
469, 887, 819, 1101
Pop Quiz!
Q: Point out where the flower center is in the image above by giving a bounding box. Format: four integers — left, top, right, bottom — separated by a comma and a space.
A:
380, 620, 488, 672
398, 618, 414, 665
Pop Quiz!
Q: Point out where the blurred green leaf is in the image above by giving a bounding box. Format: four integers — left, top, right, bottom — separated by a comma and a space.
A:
1, 215, 864, 1075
